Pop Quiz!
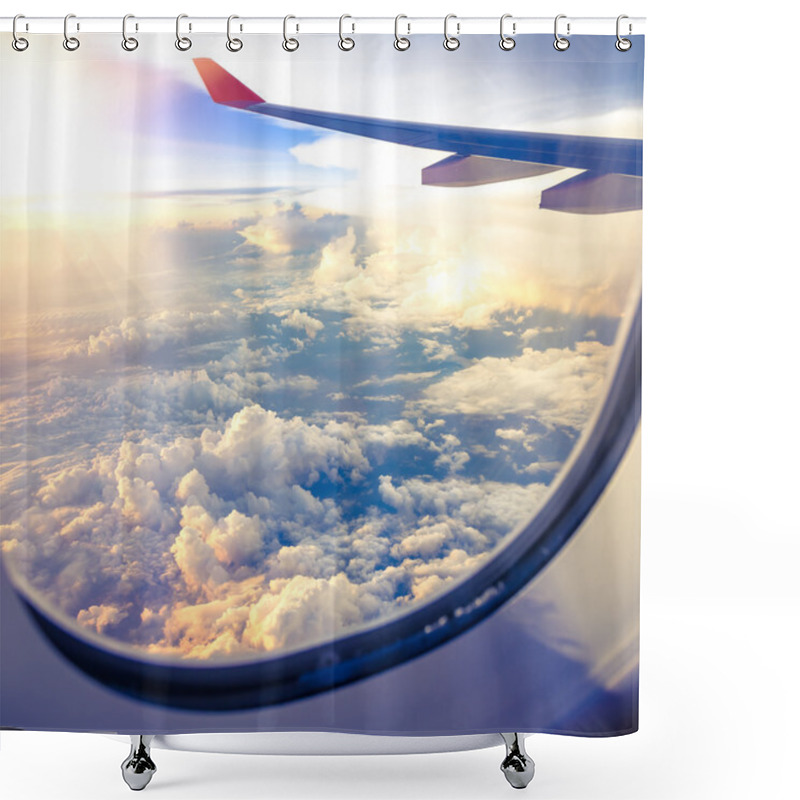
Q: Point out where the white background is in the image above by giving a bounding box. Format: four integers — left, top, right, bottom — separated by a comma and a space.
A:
1, 1, 798, 798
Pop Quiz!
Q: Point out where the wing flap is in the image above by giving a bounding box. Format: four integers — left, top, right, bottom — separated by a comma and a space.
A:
540, 171, 642, 214
422, 154, 562, 187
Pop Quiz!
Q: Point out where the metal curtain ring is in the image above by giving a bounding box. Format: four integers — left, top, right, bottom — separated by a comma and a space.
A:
122, 14, 138, 51
227, 15, 243, 51
12, 14, 29, 51
283, 15, 299, 52
176, 14, 192, 51
616, 14, 632, 51
443, 14, 460, 51
394, 14, 410, 51
554, 14, 570, 51
63, 13, 80, 51
338, 14, 355, 51
499, 14, 515, 50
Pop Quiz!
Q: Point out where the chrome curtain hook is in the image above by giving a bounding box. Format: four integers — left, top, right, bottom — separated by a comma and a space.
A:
443, 14, 460, 51
63, 13, 80, 51
226, 15, 243, 51
616, 14, 632, 51
176, 14, 192, 51
12, 14, 29, 51
283, 15, 299, 52
122, 14, 139, 51
394, 14, 410, 51
338, 14, 355, 51
499, 14, 516, 50
554, 14, 570, 51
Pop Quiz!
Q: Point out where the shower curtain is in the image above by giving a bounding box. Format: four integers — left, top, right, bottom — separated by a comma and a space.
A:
0, 22, 643, 737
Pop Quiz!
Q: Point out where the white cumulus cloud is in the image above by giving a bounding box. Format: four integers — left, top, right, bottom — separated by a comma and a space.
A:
280, 309, 325, 338
416, 341, 611, 429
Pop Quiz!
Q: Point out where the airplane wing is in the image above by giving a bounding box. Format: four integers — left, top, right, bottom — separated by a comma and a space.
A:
193, 57, 642, 214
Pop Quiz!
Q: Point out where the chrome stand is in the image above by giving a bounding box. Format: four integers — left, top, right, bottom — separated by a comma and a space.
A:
121, 735, 157, 791
500, 733, 535, 789
117, 732, 532, 790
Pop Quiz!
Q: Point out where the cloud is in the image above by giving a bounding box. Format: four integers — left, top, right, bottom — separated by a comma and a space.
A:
206, 509, 266, 567
175, 469, 218, 510
403, 549, 491, 602
3, 395, 560, 661
431, 433, 470, 474
156, 589, 257, 660
493, 427, 545, 456
67, 308, 239, 363
416, 341, 611, 429
391, 522, 453, 559
268, 543, 338, 580
2, 173, 631, 667
379, 475, 549, 535
118, 476, 169, 529
352, 420, 429, 451
197, 405, 369, 496
37, 467, 103, 508
234, 203, 350, 260
495, 427, 527, 442
312, 227, 362, 287
77, 604, 130, 635
109, 369, 244, 423
521, 326, 559, 342
208, 339, 283, 372
280, 309, 324, 338
242, 572, 390, 653
434, 450, 471, 473
378, 475, 415, 515
361, 394, 405, 403
1, 243, 617, 665
247, 185, 641, 334
420, 338, 459, 362
171, 525, 231, 594
354, 370, 440, 389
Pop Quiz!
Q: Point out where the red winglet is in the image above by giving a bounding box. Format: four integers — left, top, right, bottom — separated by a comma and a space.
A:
193, 58, 265, 109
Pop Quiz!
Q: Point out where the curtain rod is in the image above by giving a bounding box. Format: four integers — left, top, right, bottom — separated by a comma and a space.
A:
1, 16, 645, 36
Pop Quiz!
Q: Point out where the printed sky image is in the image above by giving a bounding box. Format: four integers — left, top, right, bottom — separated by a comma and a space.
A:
0, 36, 642, 662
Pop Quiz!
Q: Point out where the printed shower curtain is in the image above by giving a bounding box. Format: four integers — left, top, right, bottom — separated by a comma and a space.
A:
0, 24, 643, 737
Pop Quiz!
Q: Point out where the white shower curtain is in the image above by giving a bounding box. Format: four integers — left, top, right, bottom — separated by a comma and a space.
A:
0, 19, 643, 737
